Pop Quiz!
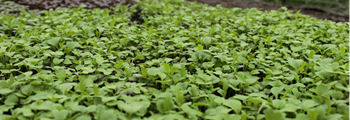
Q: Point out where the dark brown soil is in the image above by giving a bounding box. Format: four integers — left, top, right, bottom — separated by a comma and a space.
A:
187, 0, 349, 23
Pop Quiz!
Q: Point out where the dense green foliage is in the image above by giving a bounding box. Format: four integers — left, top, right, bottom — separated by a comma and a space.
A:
0, 0, 349, 119
252, 0, 348, 13
0, 0, 42, 17
8, 0, 137, 10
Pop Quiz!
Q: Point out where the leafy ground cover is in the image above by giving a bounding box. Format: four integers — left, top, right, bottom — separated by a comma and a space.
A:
0, 0, 349, 119
10, 0, 137, 10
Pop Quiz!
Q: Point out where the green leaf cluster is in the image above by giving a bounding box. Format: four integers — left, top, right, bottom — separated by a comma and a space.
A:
0, 0, 348, 119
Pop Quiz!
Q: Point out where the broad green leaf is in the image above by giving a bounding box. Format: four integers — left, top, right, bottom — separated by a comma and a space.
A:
334, 83, 348, 91
59, 83, 75, 95
52, 109, 69, 120
147, 68, 159, 76
76, 115, 92, 120
287, 58, 303, 71
163, 92, 174, 112
47, 37, 60, 47
181, 103, 202, 116
53, 57, 64, 65
326, 114, 343, 120
97, 42, 106, 48
237, 56, 248, 64
223, 99, 242, 114
296, 114, 310, 120
22, 106, 34, 117
198, 73, 211, 81
0, 81, 8, 88
0, 88, 12, 95
202, 36, 212, 47
72, 105, 87, 112
302, 100, 317, 109
331, 91, 344, 100
4, 94, 18, 106
101, 97, 117, 103
21, 84, 33, 96
271, 86, 284, 98
307, 108, 318, 120
163, 63, 171, 74
170, 67, 180, 75
95, 56, 105, 65
82, 66, 95, 74
280, 103, 298, 113
264, 109, 284, 120
315, 84, 329, 96
134, 55, 143, 61
38, 102, 53, 110
66, 42, 81, 50
158, 72, 167, 80
100, 109, 117, 120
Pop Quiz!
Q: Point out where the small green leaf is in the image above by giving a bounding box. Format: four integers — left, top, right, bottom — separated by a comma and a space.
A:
79, 79, 86, 92
170, 67, 180, 75
308, 50, 315, 58
163, 92, 174, 112
265, 35, 272, 44
115, 60, 124, 69
340, 45, 345, 57
197, 44, 203, 51
93, 84, 99, 96
163, 63, 171, 74
158, 72, 167, 80
134, 55, 143, 61
110, 19, 115, 29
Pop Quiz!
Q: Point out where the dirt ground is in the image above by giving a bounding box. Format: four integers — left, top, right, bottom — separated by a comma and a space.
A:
186, 0, 349, 23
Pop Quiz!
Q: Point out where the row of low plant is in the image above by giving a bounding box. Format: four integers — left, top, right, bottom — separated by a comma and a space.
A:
0, 0, 41, 17
0, 0, 138, 17
254, 0, 349, 13
0, 0, 349, 119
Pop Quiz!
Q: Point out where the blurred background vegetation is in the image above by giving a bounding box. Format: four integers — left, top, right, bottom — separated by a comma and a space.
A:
243, 0, 349, 15
0, 0, 348, 18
